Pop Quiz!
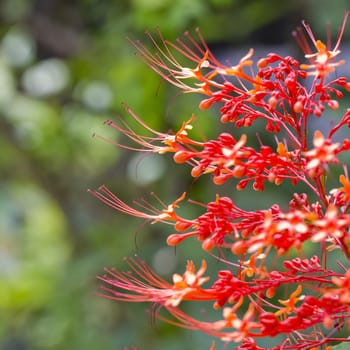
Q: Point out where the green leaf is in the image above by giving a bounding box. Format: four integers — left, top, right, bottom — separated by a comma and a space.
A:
332, 340, 350, 350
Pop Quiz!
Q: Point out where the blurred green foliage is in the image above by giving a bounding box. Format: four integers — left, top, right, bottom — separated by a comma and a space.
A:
0, 0, 348, 349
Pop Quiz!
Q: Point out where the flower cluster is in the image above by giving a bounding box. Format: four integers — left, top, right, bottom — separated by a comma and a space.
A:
90, 12, 350, 349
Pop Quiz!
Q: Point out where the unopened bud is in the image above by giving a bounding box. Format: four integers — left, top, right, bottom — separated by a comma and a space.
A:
213, 174, 230, 185
257, 58, 268, 68
232, 165, 246, 178
191, 165, 203, 177
174, 221, 192, 232
220, 114, 230, 123
268, 96, 277, 109
328, 100, 339, 110
199, 98, 214, 110
231, 241, 247, 255
202, 238, 215, 251
266, 287, 276, 298
167, 234, 186, 246
174, 151, 191, 163
293, 101, 303, 113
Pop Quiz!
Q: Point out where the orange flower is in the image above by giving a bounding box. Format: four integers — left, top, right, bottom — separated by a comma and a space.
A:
339, 174, 350, 202
98, 257, 215, 307
169, 260, 210, 306
295, 11, 348, 77
275, 285, 304, 317
324, 269, 350, 304
304, 130, 339, 175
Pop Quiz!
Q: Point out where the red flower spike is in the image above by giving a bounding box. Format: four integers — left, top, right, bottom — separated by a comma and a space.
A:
92, 12, 350, 350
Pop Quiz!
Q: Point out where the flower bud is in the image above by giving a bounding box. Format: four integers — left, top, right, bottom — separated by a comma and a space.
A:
268, 96, 278, 109
202, 238, 215, 251
167, 234, 185, 246
231, 241, 247, 255
220, 113, 230, 123
174, 221, 192, 232
293, 101, 303, 113
191, 165, 203, 177
199, 98, 214, 110
257, 58, 268, 68
328, 100, 339, 110
213, 174, 230, 185
174, 151, 191, 163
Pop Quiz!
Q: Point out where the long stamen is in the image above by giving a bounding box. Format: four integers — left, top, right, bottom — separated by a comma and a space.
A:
89, 185, 160, 220
334, 10, 349, 52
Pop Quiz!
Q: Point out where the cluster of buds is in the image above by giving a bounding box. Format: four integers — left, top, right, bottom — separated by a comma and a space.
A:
90, 12, 350, 349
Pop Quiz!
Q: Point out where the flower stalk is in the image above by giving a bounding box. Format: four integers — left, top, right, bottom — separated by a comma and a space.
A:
91, 12, 350, 349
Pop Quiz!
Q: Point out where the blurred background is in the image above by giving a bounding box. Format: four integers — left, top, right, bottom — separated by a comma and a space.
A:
0, 0, 349, 349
